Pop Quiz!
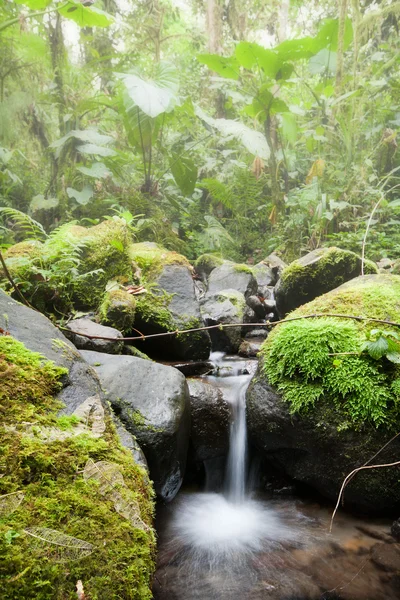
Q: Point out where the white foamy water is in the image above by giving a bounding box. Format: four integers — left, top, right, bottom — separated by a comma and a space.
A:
170, 492, 298, 556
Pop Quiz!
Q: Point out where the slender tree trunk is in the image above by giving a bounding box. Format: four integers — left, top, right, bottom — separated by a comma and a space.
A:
48, 13, 66, 137
205, 0, 225, 116
336, 0, 348, 94
278, 0, 290, 43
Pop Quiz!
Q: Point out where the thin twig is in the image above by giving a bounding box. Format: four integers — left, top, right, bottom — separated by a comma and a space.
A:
361, 193, 384, 276
330, 459, 400, 533
0, 249, 33, 308
58, 313, 400, 343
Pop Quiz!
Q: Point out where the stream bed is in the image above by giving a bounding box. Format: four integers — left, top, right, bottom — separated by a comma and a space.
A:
154, 354, 399, 600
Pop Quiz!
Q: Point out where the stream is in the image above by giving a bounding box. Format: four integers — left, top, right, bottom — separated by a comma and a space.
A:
153, 354, 398, 600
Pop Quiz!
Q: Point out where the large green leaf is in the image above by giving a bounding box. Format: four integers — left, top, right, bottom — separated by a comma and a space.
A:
77, 144, 116, 157
196, 107, 270, 160
309, 49, 337, 75
244, 87, 289, 121
58, 2, 114, 28
50, 129, 115, 158
30, 195, 59, 212
67, 185, 93, 206
169, 155, 198, 196
117, 63, 179, 119
14, 0, 52, 9
197, 55, 239, 80
122, 96, 161, 150
275, 37, 320, 62
316, 18, 353, 52
235, 42, 280, 78
280, 113, 297, 143
77, 162, 112, 179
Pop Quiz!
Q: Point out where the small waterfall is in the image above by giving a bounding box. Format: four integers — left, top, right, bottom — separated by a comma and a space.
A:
225, 376, 250, 503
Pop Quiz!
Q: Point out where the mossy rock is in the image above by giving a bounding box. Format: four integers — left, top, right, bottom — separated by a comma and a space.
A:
247, 275, 400, 513
129, 242, 191, 281
194, 254, 225, 280
275, 247, 378, 317
0, 335, 155, 599
99, 289, 136, 333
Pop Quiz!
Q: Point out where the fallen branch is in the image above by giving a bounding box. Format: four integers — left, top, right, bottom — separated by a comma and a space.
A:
58, 312, 400, 343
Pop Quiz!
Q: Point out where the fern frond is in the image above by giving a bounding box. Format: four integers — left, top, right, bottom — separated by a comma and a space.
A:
202, 178, 233, 210
0, 208, 47, 241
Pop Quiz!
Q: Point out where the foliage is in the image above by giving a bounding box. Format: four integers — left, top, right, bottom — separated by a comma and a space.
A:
0, 335, 155, 599
261, 317, 399, 428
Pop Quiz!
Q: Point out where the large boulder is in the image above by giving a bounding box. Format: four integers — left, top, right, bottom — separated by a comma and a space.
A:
131, 243, 211, 361
0, 290, 155, 599
275, 247, 378, 317
207, 262, 257, 298
200, 289, 247, 353
81, 349, 191, 501
247, 275, 400, 513
187, 379, 231, 464
64, 317, 124, 354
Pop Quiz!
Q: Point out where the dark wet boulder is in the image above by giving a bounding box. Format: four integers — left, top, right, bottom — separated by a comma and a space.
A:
131, 243, 211, 361
64, 317, 124, 354
81, 349, 191, 501
207, 262, 257, 298
194, 253, 225, 281
252, 261, 275, 289
98, 289, 136, 333
247, 275, 400, 513
187, 379, 230, 464
238, 338, 264, 357
391, 519, 400, 542
275, 247, 378, 317
200, 289, 247, 353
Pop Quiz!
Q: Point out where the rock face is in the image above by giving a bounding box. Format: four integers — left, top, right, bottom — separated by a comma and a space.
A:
132, 244, 211, 361
275, 247, 378, 317
201, 290, 247, 353
187, 379, 230, 463
65, 317, 124, 354
247, 275, 400, 513
0, 290, 155, 599
207, 262, 257, 298
81, 349, 191, 501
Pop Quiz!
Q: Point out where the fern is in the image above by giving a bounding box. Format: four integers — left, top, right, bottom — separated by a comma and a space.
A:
202, 178, 233, 210
0, 207, 47, 241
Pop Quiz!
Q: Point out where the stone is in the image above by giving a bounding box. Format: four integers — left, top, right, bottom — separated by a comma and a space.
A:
187, 378, 231, 463
274, 247, 378, 317
391, 519, 400, 542
194, 254, 225, 281
81, 349, 191, 501
207, 262, 257, 298
252, 262, 275, 288
200, 289, 247, 353
98, 289, 136, 333
238, 339, 264, 357
247, 275, 400, 513
371, 543, 400, 572
64, 317, 123, 354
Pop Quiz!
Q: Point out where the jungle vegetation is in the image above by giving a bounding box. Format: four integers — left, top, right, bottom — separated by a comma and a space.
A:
0, 0, 399, 266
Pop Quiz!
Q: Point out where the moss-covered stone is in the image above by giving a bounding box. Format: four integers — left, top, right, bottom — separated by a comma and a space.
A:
194, 254, 224, 279
275, 247, 378, 316
129, 242, 191, 282
99, 289, 136, 333
0, 336, 155, 599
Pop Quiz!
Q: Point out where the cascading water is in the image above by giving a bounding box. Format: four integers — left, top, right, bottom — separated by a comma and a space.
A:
154, 353, 398, 600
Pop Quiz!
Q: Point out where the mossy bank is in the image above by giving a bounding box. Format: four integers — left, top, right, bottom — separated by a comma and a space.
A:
0, 335, 155, 599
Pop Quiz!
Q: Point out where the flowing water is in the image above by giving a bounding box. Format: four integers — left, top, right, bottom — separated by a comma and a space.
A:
154, 353, 398, 600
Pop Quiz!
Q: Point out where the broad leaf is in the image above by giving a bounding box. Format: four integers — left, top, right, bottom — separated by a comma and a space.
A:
169, 155, 198, 196
50, 129, 114, 158
78, 144, 116, 157
14, 0, 51, 8
58, 2, 114, 28
67, 185, 93, 205
196, 107, 270, 160
123, 102, 161, 150
77, 162, 112, 179
386, 352, 400, 364
30, 195, 59, 212
117, 63, 179, 119
366, 336, 389, 360
235, 42, 280, 78
197, 54, 239, 80
316, 18, 353, 52
309, 49, 337, 75
275, 37, 320, 62
280, 112, 297, 143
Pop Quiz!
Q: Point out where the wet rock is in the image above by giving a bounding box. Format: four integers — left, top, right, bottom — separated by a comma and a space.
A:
81, 349, 190, 501
252, 262, 275, 288
134, 259, 211, 361
247, 295, 268, 319
166, 360, 214, 377
245, 328, 269, 340
201, 289, 246, 353
371, 543, 400, 572
275, 247, 378, 317
207, 262, 257, 299
112, 415, 149, 472
194, 254, 225, 281
391, 518, 400, 542
64, 317, 123, 354
187, 379, 231, 463
238, 339, 264, 357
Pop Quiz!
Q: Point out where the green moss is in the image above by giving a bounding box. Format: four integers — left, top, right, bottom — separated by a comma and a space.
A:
233, 263, 254, 275
99, 289, 136, 333
216, 290, 246, 311
0, 336, 155, 599
135, 287, 174, 331
130, 243, 190, 282
194, 254, 224, 273
260, 275, 400, 429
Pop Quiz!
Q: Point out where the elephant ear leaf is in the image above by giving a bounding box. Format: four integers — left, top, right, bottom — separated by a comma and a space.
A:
169, 155, 198, 196
58, 2, 114, 27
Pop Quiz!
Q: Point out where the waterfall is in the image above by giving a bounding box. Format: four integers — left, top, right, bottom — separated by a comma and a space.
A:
225, 376, 250, 503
